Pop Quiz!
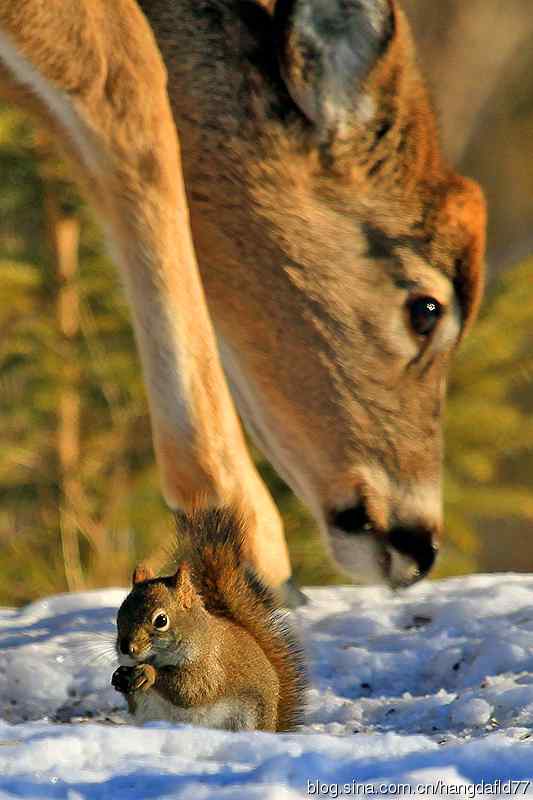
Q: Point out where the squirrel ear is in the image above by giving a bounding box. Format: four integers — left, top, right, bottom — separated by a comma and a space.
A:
168, 562, 198, 609
132, 564, 154, 585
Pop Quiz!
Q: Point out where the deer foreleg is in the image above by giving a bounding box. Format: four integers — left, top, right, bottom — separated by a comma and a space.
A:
0, 0, 292, 592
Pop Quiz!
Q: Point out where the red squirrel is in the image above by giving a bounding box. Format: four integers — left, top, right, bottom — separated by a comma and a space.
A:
112, 507, 306, 731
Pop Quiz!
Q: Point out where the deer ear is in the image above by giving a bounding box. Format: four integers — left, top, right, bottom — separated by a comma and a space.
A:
132, 564, 154, 585
274, 0, 392, 137
442, 177, 487, 337
167, 562, 198, 609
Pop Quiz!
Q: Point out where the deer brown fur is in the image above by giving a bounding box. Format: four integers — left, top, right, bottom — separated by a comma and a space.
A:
0, 0, 486, 593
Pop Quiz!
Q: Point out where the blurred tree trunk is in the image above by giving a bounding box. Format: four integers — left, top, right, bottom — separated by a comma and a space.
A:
403, 0, 533, 164
47, 192, 84, 591
403, 0, 533, 274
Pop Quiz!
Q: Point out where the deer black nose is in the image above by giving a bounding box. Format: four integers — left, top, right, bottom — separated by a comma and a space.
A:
388, 524, 438, 579
329, 502, 439, 587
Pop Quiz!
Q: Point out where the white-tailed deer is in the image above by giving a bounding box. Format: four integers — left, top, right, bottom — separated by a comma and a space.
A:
0, 0, 486, 601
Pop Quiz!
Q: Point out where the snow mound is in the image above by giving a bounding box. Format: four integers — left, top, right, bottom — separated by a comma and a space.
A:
1, 575, 533, 798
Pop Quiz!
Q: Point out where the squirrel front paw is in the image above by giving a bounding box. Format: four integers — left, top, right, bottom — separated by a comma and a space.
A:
112, 664, 156, 695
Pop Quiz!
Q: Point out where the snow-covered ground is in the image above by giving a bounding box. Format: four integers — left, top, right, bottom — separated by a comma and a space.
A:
2, 575, 533, 798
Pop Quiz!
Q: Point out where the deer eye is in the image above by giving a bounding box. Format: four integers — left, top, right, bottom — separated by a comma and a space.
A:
408, 296, 443, 337
151, 610, 169, 631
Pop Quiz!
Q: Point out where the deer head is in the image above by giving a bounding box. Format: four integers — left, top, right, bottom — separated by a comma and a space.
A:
179, 0, 486, 586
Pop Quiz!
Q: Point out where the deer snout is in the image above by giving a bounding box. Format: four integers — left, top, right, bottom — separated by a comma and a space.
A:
388, 524, 439, 582
328, 494, 440, 588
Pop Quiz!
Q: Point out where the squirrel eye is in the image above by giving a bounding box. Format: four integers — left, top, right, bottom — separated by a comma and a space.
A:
408, 296, 443, 337
151, 610, 169, 631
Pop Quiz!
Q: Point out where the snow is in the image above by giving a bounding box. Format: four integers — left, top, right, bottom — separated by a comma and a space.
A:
2, 575, 533, 798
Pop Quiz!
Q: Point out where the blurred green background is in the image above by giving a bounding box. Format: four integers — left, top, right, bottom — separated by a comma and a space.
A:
1, 1, 532, 604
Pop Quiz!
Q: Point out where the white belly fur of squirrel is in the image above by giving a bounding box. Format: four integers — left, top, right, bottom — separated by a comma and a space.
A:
132, 689, 258, 730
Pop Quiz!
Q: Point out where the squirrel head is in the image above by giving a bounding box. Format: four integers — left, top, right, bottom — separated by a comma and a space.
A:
116, 561, 208, 668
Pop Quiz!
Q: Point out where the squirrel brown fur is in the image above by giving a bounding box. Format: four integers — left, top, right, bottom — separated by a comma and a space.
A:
111, 506, 307, 732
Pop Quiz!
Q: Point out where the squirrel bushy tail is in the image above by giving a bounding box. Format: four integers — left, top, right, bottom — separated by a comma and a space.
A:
174, 506, 307, 732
